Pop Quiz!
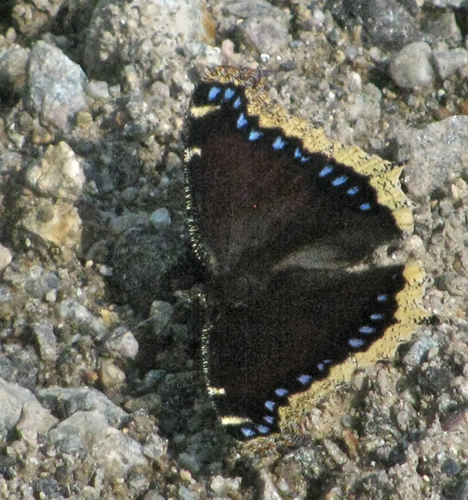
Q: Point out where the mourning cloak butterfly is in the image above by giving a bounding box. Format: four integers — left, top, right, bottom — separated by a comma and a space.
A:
184, 66, 426, 440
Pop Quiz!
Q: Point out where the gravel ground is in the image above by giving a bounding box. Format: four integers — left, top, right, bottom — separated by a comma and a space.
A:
1, 0, 468, 498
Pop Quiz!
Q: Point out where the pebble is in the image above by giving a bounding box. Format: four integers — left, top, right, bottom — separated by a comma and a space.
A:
433, 48, 468, 79
104, 326, 139, 360
20, 199, 82, 262
395, 115, 468, 198
0, 244, 12, 271
26, 41, 88, 131
25, 142, 85, 200
149, 208, 172, 229
37, 386, 127, 426
99, 359, 126, 393
57, 298, 107, 338
86, 80, 110, 100
239, 15, 290, 56
142, 433, 167, 462
389, 42, 435, 89
0, 46, 29, 95
425, 0, 466, 6
90, 425, 149, 480
0, 378, 38, 433
15, 400, 58, 443
32, 319, 58, 362
150, 301, 174, 337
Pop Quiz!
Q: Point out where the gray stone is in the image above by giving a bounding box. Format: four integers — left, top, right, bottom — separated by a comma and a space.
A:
33, 319, 58, 362
0, 378, 38, 434
0, 46, 29, 95
394, 115, 468, 199
38, 386, 127, 426
48, 410, 110, 454
26, 41, 88, 130
16, 400, 58, 443
104, 327, 139, 360
149, 208, 172, 229
425, 0, 466, 7
0, 244, 12, 271
433, 48, 468, 80
83, 0, 210, 78
86, 80, 110, 100
56, 299, 107, 338
389, 42, 435, 89
150, 301, 174, 337
90, 426, 149, 480
142, 433, 167, 462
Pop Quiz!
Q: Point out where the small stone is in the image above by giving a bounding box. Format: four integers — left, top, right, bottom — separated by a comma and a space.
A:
142, 433, 167, 462
37, 386, 127, 426
16, 400, 58, 443
0, 244, 12, 271
150, 301, 173, 337
433, 48, 468, 80
27, 41, 88, 131
239, 15, 290, 56
26, 142, 85, 200
395, 116, 468, 198
86, 80, 110, 100
0, 379, 38, 433
99, 359, 126, 393
389, 42, 435, 89
210, 475, 242, 495
150, 208, 172, 229
20, 199, 82, 262
91, 427, 149, 480
105, 327, 139, 360
33, 319, 58, 362
0, 46, 29, 95
57, 299, 107, 338
48, 410, 110, 454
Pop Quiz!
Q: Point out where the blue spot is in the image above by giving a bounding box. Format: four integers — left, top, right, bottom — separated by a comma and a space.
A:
233, 97, 242, 109
317, 363, 325, 371
370, 313, 384, 321
241, 427, 256, 438
349, 338, 365, 348
256, 424, 270, 434
224, 88, 235, 100
360, 202, 372, 211
272, 137, 287, 150
377, 294, 388, 302
265, 400, 276, 412
332, 175, 348, 187
347, 186, 360, 196
359, 326, 376, 335
208, 86, 221, 101
237, 113, 248, 129
294, 148, 302, 159
275, 388, 288, 397
249, 130, 263, 141
263, 415, 275, 425
297, 374, 312, 385
319, 165, 334, 177
300, 156, 310, 163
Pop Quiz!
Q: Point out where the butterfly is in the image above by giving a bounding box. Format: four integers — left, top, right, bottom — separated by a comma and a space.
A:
184, 66, 426, 440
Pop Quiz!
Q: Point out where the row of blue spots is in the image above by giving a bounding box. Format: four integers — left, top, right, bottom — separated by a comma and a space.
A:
206, 84, 374, 213
241, 357, 337, 437
318, 164, 372, 211
348, 297, 388, 349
